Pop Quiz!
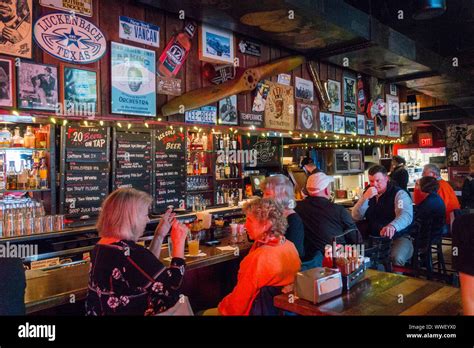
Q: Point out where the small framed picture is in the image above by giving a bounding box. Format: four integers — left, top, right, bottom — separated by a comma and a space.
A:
218, 95, 238, 125
0, 57, 15, 108
17, 61, 58, 111
199, 24, 235, 65
60, 64, 99, 117
390, 83, 397, 96
295, 77, 314, 101
345, 116, 357, 135
296, 101, 318, 131
343, 75, 357, 115
327, 79, 341, 113
366, 119, 375, 136
357, 114, 365, 135
319, 112, 333, 133
334, 115, 345, 134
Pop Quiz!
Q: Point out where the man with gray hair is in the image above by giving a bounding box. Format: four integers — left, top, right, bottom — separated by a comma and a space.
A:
413, 163, 460, 225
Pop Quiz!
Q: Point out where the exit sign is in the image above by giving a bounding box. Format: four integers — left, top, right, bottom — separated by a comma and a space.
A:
419, 132, 433, 147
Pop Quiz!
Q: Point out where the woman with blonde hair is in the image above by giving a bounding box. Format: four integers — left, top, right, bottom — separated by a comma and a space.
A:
86, 188, 189, 316
216, 198, 300, 315
262, 174, 305, 259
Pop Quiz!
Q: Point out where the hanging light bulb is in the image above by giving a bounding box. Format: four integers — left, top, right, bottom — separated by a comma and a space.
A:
99, 120, 104, 126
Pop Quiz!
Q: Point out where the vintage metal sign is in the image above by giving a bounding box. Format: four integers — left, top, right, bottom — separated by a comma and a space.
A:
264, 81, 294, 131
33, 12, 107, 64
240, 112, 264, 128
40, 0, 93, 16
185, 106, 217, 125
119, 16, 160, 48
238, 39, 261, 57
156, 76, 182, 96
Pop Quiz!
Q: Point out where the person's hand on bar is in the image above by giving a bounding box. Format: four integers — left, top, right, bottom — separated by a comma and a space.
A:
155, 208, 176, 240
380, 224, 396, 239
170, 220, 188, 259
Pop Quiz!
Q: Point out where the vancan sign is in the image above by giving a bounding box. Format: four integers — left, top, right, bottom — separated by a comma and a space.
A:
33, 12, 107, 64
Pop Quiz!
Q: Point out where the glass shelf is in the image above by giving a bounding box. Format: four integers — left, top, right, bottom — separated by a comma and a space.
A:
0, 148, 48, 151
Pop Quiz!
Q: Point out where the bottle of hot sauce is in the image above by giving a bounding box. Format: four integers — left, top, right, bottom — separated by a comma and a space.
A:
157, 22, 196, 78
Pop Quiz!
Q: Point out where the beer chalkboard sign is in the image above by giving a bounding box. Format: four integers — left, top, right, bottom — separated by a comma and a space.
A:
61, 125, 110, 220
154, 126, 186, 213
114, 130, 152, 194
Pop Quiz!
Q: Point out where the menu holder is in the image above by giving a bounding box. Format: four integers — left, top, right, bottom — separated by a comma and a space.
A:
60, 125, 110, 221
154, 126, 186, 213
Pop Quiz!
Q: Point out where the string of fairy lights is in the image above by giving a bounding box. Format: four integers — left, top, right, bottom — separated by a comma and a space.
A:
40, 114, 404, 148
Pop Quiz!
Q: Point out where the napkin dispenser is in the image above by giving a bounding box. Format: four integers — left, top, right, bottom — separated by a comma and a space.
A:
295, 267, 342, 304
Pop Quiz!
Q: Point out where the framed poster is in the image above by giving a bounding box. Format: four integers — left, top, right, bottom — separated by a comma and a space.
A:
296, 102, 318, 131
345, 116, 357, 135
218, 95, 238, 125
264, 81, 294, 131
357, 114, 365, 135
343, 75, 357, 115
252, 81, 270, 112
295, 77, 314, 101
61, 65, 98, 117
17, 61, 57, 111
366, 119, 375, 136
111, 42, 156, 117
0, 57, 15, 107
0, 0, 32, 58
334, 115, 345, 134
375, 107, 388, 136
199, 24, 234, 65
386, 94, 400, 138
327, 79, 341, 113
319, 112, 333, 133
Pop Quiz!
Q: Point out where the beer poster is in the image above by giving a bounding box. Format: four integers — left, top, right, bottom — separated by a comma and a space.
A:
264, 80, 294, 131
111, 42, 156, 117
0, 0, 32, 58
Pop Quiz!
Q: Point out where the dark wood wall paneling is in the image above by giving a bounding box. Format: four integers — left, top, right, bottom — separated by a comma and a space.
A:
27, 0, 388, 121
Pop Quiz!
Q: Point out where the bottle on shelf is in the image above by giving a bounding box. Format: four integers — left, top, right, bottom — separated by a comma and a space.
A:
218, 134, 224, 151
39, 158, 48, 189
233, 160, 239, 178
232, 134, 238, 150
0, 126, 11, 148
17, 160, 28, 190
35, 125, 48, 148
193, 157, 200, 175
6, 161, 17, 190
24, 126, 36, 148
28, 160, 38, 189
201, 157, 208, 175
0, 153, 5, 190
224, 161, 231, 179
11, 127, 24, 147
202, 132, 208, 151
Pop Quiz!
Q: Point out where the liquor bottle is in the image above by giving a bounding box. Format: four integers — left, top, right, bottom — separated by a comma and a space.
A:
0, 126, 11, 148
223, 184, 229, 204
230, 161, 235, 178
233, 160, 239, 178
193, 157, 200, 175
0, 153, 5, 190
39, 158, 48, 189
224, 161, 231, 179
28, 160, 38, 189
157, 22, 196, 78
231, 134, 237, 150
17, 160, 27, 190
24, 126, 36, 148
215, 163, 221, 180
201, 156, 208, 175
35, 125, 48, 148
186, 157, 193, 175
219, 163, 225, 179
188, 132, 195, 150
7, 161, 17, 190
12, 127, 24, 147
202, 133, 208, 151
224, 134, 229, 151
218, 134, 224, 151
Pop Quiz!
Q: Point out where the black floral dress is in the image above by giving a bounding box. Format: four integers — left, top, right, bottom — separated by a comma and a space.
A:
85, 240, 185, 316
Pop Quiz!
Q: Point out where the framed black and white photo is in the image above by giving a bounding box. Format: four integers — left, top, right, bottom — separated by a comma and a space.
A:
390, 83, 397, 96
295, 77, 314, 101
357, 114, 365, 135
0, 0, 32, 58
0, 57, 15, 107
17, 61, 58, 111
319, 112, 333, 133
327, 79, 341, 113
296, 101, 318, 131
334, 115, 345, 134
366, 119, 375, 136
61, 65, 99, 116
345, 116, 357, 135
218, 95, 238, 125
343, 75, 356, 115
199, 24, 234, 65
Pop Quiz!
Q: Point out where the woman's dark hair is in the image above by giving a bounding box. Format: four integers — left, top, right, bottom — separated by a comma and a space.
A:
392, 155, 406, 165
419, 176, 439, 194
368, 165, 387, 176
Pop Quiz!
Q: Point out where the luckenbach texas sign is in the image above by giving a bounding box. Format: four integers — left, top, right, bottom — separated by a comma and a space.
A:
33, 12, 107, 64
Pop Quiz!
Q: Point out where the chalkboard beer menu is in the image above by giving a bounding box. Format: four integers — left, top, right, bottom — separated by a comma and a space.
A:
154, 126, 186, 213
61, 125, 110, 220
114, 130, 152, 194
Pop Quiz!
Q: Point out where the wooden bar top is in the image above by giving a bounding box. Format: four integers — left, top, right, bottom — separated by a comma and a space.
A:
274, 269, 463, 316
24, 237, 251, 314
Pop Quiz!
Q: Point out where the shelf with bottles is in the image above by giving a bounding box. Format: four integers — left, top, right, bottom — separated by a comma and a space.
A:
0, 124, 50, 149
215, 182, 243, 206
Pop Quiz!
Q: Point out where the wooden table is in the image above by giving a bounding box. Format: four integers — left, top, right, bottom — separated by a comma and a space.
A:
274, 269, 463, 316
